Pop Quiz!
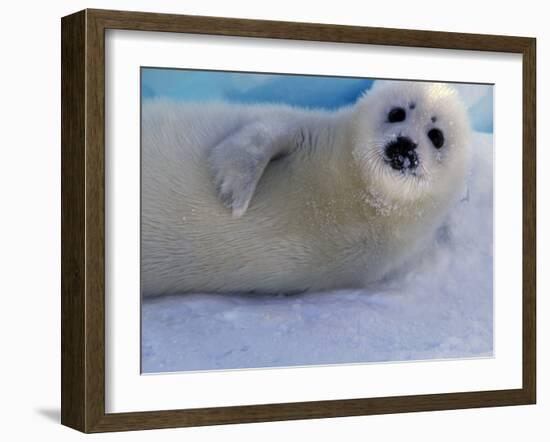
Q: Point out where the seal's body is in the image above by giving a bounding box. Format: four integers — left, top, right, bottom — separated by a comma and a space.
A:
141, 81, 471, 296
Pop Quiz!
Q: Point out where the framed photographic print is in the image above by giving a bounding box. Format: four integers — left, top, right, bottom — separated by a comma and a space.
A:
61, 9, 536, 433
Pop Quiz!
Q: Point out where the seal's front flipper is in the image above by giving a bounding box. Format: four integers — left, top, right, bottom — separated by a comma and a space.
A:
208, 122, 290, 218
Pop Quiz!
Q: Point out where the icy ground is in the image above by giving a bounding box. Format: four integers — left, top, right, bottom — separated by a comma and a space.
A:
142, 132, 493, 373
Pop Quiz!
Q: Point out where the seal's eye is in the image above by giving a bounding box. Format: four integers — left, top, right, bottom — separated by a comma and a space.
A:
428, 128, 445, 149
388, 107, 406, 123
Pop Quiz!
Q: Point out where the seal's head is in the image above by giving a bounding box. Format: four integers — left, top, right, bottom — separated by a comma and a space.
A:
352, 81, 471, 212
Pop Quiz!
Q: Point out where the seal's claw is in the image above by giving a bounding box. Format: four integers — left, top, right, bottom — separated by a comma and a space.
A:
207, 122, 282, 217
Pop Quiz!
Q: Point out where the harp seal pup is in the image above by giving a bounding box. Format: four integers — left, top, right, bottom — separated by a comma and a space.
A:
141, 81, 471, 296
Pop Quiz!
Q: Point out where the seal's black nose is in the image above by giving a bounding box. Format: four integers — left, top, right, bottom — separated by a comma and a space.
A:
384, 137, 419, 172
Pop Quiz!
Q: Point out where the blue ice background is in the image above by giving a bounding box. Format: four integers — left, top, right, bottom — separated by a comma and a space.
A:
141, 68, 493, 133
140, 68, 494, 373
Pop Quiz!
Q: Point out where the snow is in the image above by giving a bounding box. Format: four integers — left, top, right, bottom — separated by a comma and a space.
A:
142, 132, 493, 374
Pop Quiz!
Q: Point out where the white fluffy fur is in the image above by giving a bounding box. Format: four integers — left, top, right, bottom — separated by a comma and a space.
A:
141, 81, 471, 296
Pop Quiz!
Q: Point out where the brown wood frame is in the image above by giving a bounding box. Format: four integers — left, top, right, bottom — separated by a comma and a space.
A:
61, 8, 536, 433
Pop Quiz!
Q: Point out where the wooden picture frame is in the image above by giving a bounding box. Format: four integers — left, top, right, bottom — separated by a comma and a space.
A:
61, 8, 536, 433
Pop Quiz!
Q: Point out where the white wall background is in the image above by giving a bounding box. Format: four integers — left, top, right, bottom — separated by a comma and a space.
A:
0, 0, 545, 440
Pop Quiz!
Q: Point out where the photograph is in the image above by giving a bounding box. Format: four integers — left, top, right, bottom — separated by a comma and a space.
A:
140, 68, 494, 374
57, 6, 536, 434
